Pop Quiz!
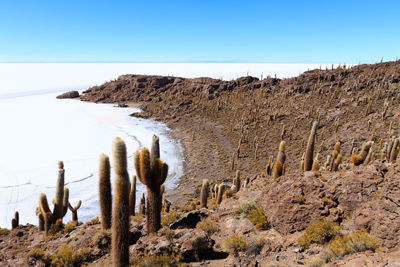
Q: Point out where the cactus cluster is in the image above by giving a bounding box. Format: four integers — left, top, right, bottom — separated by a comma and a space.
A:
351, 141, 373, 166
134, 135, 168, 233
37, 161, 81, 235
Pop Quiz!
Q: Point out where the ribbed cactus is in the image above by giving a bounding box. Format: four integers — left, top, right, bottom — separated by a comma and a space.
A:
233, 170, 241, 192
216, 183, 225, 204
99, 153, 112, 230
266, 156, 273, 176
139, 193, 146, 215
213, 184, 219, 199
62, 187, 70, 217
351, 141, 373, 166
311, 153, 320, 171
330, 141, 341, 171
331, 154, 343, 171
163, 199, 171, 213
38, 161, 70, 234
11, 211, 19, 229
389, 139, 399, 163
129, 175, 136, 216
200, 179, 209, 208
111, 137, 130, 267
304, 121, 318, 171
35, 207, 44, 231
324, 155, 332, 171
387, 137, 394, 161
272, 141, 286, 178
300, 152, 305, 170
53, 167, 65, 221
39, 193, 53, 234
68, 200, 82, 222
134, 135, 168, 233
365, 143, 374, 164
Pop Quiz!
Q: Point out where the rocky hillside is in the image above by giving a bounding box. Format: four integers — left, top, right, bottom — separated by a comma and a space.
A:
1, 61, 400, 266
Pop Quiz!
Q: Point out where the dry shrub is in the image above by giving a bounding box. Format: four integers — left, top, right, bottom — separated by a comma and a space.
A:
84, 216, 100, 226
247, 207, 269, 230
92, 229, 112, 250
133, 249, 182, 267
197, 217, 218, 235
225, 235, 248, 255
298, 220, 340, 249
161, 212, 179, 227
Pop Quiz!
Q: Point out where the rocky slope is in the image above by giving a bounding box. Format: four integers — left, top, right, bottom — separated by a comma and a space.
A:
2, 61, 400, 266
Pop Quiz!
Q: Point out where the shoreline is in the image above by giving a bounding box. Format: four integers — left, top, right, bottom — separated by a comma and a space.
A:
79, 61, 400, 205
125, 100, 229, 205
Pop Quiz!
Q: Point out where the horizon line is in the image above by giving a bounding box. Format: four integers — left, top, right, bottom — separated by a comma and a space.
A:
0, 60, 373, 65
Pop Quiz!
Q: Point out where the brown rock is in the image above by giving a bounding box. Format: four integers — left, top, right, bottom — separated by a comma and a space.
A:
56, 90, 79, 99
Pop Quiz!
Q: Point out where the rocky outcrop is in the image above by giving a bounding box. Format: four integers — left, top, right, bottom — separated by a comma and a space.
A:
257, 163, 386, 235
56, 90, 79, 99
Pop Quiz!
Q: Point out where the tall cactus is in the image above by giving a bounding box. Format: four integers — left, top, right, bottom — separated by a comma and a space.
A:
200, 179, 209, 208
129, 175, 136, 216
134, 135, 168, 233
304, 121, 318, 171
111, 137, 130, 267
11, 211, 19, 229
139, 193, 146, 215
216, 183, 225, 204
99, 153, 112, 230
233, 170, 241, 192
35, 207, 44, 231
272, 141, 286, 178
389, 139, 399, 163
53, 164, 65, 221
39, 193, 53, 234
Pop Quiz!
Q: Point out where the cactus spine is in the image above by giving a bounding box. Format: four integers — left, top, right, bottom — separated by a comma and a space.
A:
200, 179, 209, 208
129, 175, 136, 216
272, 141, 286, 178
111, 137, 130, 267
99, 153, 112, 230
304, 121, 318, 171
134, 135, 168, 233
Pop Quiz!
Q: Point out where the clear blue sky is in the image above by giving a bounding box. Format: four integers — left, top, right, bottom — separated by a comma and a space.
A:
0, 0, 399, 63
